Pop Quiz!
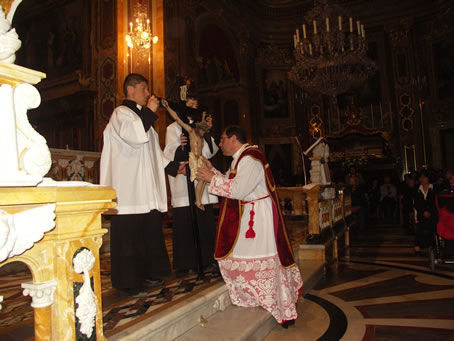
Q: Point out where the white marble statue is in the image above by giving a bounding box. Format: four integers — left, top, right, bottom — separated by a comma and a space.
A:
304, 137, 331, 185
0, 4, 22, 63
0, 204, 56, 263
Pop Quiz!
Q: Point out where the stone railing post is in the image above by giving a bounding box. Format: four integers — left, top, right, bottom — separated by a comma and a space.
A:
302, 184, 321, 235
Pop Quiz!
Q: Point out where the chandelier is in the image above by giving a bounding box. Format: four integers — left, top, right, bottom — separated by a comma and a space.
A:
125, 0, 158, 49
288, 0, 376, 97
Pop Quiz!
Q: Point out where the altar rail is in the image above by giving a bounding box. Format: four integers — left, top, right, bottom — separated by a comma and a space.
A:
47, 148, 101, 183
277, 184, 353, 266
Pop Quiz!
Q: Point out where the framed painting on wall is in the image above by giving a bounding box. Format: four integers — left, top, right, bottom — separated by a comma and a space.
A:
262, 69, 289, 119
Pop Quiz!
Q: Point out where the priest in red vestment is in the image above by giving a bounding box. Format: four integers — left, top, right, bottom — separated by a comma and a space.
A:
197, 126, 303, 327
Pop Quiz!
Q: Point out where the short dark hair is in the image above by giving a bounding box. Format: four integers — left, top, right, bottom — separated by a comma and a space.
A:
123, 73, 148, 97
224, 125, 247, 144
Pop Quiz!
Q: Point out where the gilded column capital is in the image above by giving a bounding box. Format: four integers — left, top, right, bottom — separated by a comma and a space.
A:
22, 280, 57, 308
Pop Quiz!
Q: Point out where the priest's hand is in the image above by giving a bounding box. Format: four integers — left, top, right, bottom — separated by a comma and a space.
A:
202, 158, 213, 170
197, 167, 214, 182
177, 162, 189, 175
147, 95, 160, 112
180, 134, 188, 150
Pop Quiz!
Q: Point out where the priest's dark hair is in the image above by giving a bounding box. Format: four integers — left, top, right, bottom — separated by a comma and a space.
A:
123, 73, 148, 97
224, 125, 247, 144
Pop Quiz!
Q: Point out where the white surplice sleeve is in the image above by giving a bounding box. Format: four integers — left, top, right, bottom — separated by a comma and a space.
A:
111, 107, 149, 148
208, 156, 263, 200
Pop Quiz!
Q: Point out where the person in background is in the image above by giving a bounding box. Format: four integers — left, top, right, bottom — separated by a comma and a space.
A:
163, 94, 219, 275
368, 178, 381, 221
345, 165, 364, 185
380, 175, 397, 223
413, 170, 437, 254
400, 174, 416, 234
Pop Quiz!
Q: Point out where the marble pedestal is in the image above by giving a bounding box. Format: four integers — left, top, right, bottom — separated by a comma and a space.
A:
0, 185, 115, 341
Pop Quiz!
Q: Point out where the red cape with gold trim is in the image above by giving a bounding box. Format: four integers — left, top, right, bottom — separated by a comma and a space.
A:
214, 146, 296, 268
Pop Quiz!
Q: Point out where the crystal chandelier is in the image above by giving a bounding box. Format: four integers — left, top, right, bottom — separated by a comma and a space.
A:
288, 0, 376, 97
125, 1, 158, 49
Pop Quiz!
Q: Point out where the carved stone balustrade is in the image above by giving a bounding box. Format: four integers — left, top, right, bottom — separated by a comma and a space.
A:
277, 186, 307, 216
47, 148, 101, 183
295, 184, 352, 267
0, 185, 116, 340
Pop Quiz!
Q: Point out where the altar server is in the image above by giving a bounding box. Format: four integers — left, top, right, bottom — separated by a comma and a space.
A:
100, 73, 186, 296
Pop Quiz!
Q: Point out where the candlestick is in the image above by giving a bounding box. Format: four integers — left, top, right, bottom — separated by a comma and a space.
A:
349, 17, 353, 32
326, 17, 329, 32
309, 43, 312, 55
293, 34, 297, 48
313, 20, 317, 34
296, 28, 300, 42
302, 24, 307, 39
357, 20, 360, 35
361, 24, 365, 38
338, 16, 342, 31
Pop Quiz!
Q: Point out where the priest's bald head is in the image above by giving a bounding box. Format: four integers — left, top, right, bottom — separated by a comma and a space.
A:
219, 125, 247, 156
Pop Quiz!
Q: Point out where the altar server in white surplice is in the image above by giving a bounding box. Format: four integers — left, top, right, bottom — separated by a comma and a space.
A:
164, 95, 219, 273
197, 125, 303, 328
100, 73, 186, 297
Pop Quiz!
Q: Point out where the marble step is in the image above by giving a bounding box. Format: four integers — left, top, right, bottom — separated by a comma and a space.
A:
108, 281, 230, 341
175, 260, 325, 341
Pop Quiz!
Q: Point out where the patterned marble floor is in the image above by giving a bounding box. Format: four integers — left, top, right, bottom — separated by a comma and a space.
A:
265, 222, 454, 341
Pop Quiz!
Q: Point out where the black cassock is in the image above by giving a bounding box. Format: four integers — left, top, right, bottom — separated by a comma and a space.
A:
172, 205, 216, 271
110, 210, 171, 289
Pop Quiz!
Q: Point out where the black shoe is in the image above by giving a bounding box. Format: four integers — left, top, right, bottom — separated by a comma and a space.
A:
144, 278, 164, 288
281, 320, 295, 329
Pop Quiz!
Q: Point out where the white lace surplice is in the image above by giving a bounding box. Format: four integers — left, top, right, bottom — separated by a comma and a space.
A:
208, 145, 303, 323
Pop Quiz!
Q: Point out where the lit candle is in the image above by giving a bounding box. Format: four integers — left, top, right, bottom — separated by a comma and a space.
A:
361, 24, 365, 38
302, 24, 307, 39
326, 17, 329, 32
129, 21, 133, 33
349, 17, 353, 32
357, 20, 360, 35
338, 16, 342, 31
147, 19, 150, 31
313, 20, 317, 34
296, 28, 300, 42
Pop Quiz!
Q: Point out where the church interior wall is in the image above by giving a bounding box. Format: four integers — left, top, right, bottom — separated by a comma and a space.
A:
10, 0, 454, 182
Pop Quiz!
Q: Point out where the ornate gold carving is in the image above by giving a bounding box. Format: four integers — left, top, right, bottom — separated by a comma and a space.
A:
309, 104, 323, 139
399, 93, 414, 132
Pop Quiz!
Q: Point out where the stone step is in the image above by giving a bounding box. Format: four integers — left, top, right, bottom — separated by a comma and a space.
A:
174, 260, 325, 341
